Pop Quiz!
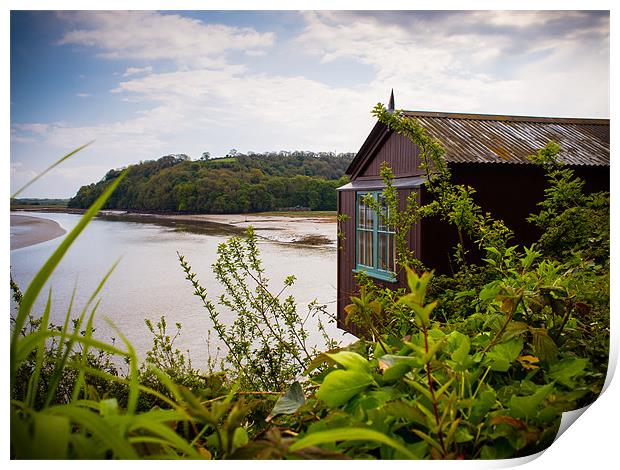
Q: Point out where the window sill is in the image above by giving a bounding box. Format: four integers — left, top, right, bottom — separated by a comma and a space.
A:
353, 267, 397, 283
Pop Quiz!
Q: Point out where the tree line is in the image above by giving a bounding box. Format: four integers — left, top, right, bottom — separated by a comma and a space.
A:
68, 151, 354, 213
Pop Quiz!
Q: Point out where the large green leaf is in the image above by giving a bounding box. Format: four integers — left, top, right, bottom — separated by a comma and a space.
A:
447, 330, 471, 367
316, 370, 373, 407
531, 329, 559, 363
379, 354, 422, 381
548, 357, 588, 387
326, 351, 370, 372
509, 383, 554, 420
484, 337, 523, 372
267, 381, 306, 421
289, 427, 419, 459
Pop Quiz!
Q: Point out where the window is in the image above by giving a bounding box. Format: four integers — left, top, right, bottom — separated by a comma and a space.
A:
355, 191, 396, 282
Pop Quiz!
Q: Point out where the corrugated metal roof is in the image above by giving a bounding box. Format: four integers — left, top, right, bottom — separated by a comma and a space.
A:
337, 176, 425, 191
403, 111, 609, 166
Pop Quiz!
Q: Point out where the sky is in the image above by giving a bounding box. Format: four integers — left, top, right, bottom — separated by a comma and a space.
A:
9, 9, 610, 198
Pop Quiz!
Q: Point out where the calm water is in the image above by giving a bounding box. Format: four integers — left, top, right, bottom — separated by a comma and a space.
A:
10, 212, 352, 370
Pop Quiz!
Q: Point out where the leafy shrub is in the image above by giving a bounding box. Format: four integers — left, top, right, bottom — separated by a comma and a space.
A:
178, 227, 339, 392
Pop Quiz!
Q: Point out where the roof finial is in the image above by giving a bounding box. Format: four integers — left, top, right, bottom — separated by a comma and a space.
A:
388, 89, 395, 112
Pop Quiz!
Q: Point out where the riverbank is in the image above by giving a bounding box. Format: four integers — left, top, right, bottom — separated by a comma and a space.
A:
11, 209, 337, 246
10, 215, 67, 250
163, 213, 336, 245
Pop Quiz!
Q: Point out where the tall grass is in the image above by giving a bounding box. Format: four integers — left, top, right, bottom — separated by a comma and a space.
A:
10, 146, 206, 459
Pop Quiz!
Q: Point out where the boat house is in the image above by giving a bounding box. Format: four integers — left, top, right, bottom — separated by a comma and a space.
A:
336, 94, 610, 335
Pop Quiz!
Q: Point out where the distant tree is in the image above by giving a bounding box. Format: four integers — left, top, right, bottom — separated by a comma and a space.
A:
201, 152, 211, 161
68, 150, 355, 213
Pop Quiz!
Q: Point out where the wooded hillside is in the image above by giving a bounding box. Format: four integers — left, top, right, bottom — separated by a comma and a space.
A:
68, 151, 354, 213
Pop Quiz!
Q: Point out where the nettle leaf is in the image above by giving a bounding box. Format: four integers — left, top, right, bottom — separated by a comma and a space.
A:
447, 331, 471, 365
350, 389, 392, 412
469, 389, 497, 424
509, 383, 554, 420
326, 351, 370, 372
316, 370, 374, 407
232, 427, 249, 449
548, 357, 589, 387
383, 363, 414, 382
378, 355, 422, 381
531, 329, 558, 363
479, 281, 501, 301
267, 381, 306, 421
501, 321, 529, 342
484, 337, 524, 372
381, 400, 427, 426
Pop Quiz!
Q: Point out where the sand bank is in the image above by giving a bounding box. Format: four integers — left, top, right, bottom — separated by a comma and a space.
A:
10, 215, 67, 250
154, 213, 336, 246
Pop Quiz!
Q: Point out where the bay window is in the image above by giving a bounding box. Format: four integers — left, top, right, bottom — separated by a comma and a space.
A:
355, 191, 396, 281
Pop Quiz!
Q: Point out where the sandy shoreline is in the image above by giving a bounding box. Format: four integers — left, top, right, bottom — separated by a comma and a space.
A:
11, 210, 338, 247
121, 212, 338, 246
10, 215, 67, 250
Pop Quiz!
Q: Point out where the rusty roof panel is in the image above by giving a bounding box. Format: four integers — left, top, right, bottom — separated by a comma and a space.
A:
404, 111, 609, 166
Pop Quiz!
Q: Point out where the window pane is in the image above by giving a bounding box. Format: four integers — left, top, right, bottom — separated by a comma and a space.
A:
387, 233, 395, 272
358, 229, 373, 267
357, 229, 364, 265
378, 232, 388, 270
378, 195, 389, 231
364, 200, 372, 229
357, 196, 373, 230
358, 198, 365, 228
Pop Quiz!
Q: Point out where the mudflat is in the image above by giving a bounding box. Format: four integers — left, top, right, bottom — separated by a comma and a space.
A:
10, 215, 67, 250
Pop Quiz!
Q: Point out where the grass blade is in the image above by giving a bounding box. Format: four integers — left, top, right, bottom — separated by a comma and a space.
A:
11, 142, 93, 198
128, 417, 202, 459
45, 259, 121, 407
71, 299, 101, 402
26, 289, 53, 408
104, 317, 139, 415
16, 330, 129, 366
11, 171, 125, 386
46, 405, 138, 459
288, 427, 418, 459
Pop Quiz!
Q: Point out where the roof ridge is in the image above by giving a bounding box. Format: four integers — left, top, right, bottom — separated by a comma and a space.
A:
402, 110, 609, 126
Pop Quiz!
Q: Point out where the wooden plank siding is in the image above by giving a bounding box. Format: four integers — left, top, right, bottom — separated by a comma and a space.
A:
357, 132, 423, 179
337, 186, 421, 336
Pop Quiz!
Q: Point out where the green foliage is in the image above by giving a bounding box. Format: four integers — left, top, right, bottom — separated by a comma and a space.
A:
11, 108, 608, 460
68, 151, 353, 213
10, 145, 255, 460
527, 141, 610, 263
295, 265, 603, 459
178, 227, 339, 391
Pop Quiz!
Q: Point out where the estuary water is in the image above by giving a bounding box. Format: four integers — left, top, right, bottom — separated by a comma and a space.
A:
10, 212, 352, 370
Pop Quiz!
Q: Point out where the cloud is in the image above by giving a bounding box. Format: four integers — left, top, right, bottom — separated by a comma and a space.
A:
12, 11, 609, 197
57, 11, 275, 65
295, 11, 609, 116
123, 65, 153, 77
76, 92, 91, 98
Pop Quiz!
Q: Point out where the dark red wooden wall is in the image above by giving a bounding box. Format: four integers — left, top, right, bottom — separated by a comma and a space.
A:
358, 132, 423, 179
